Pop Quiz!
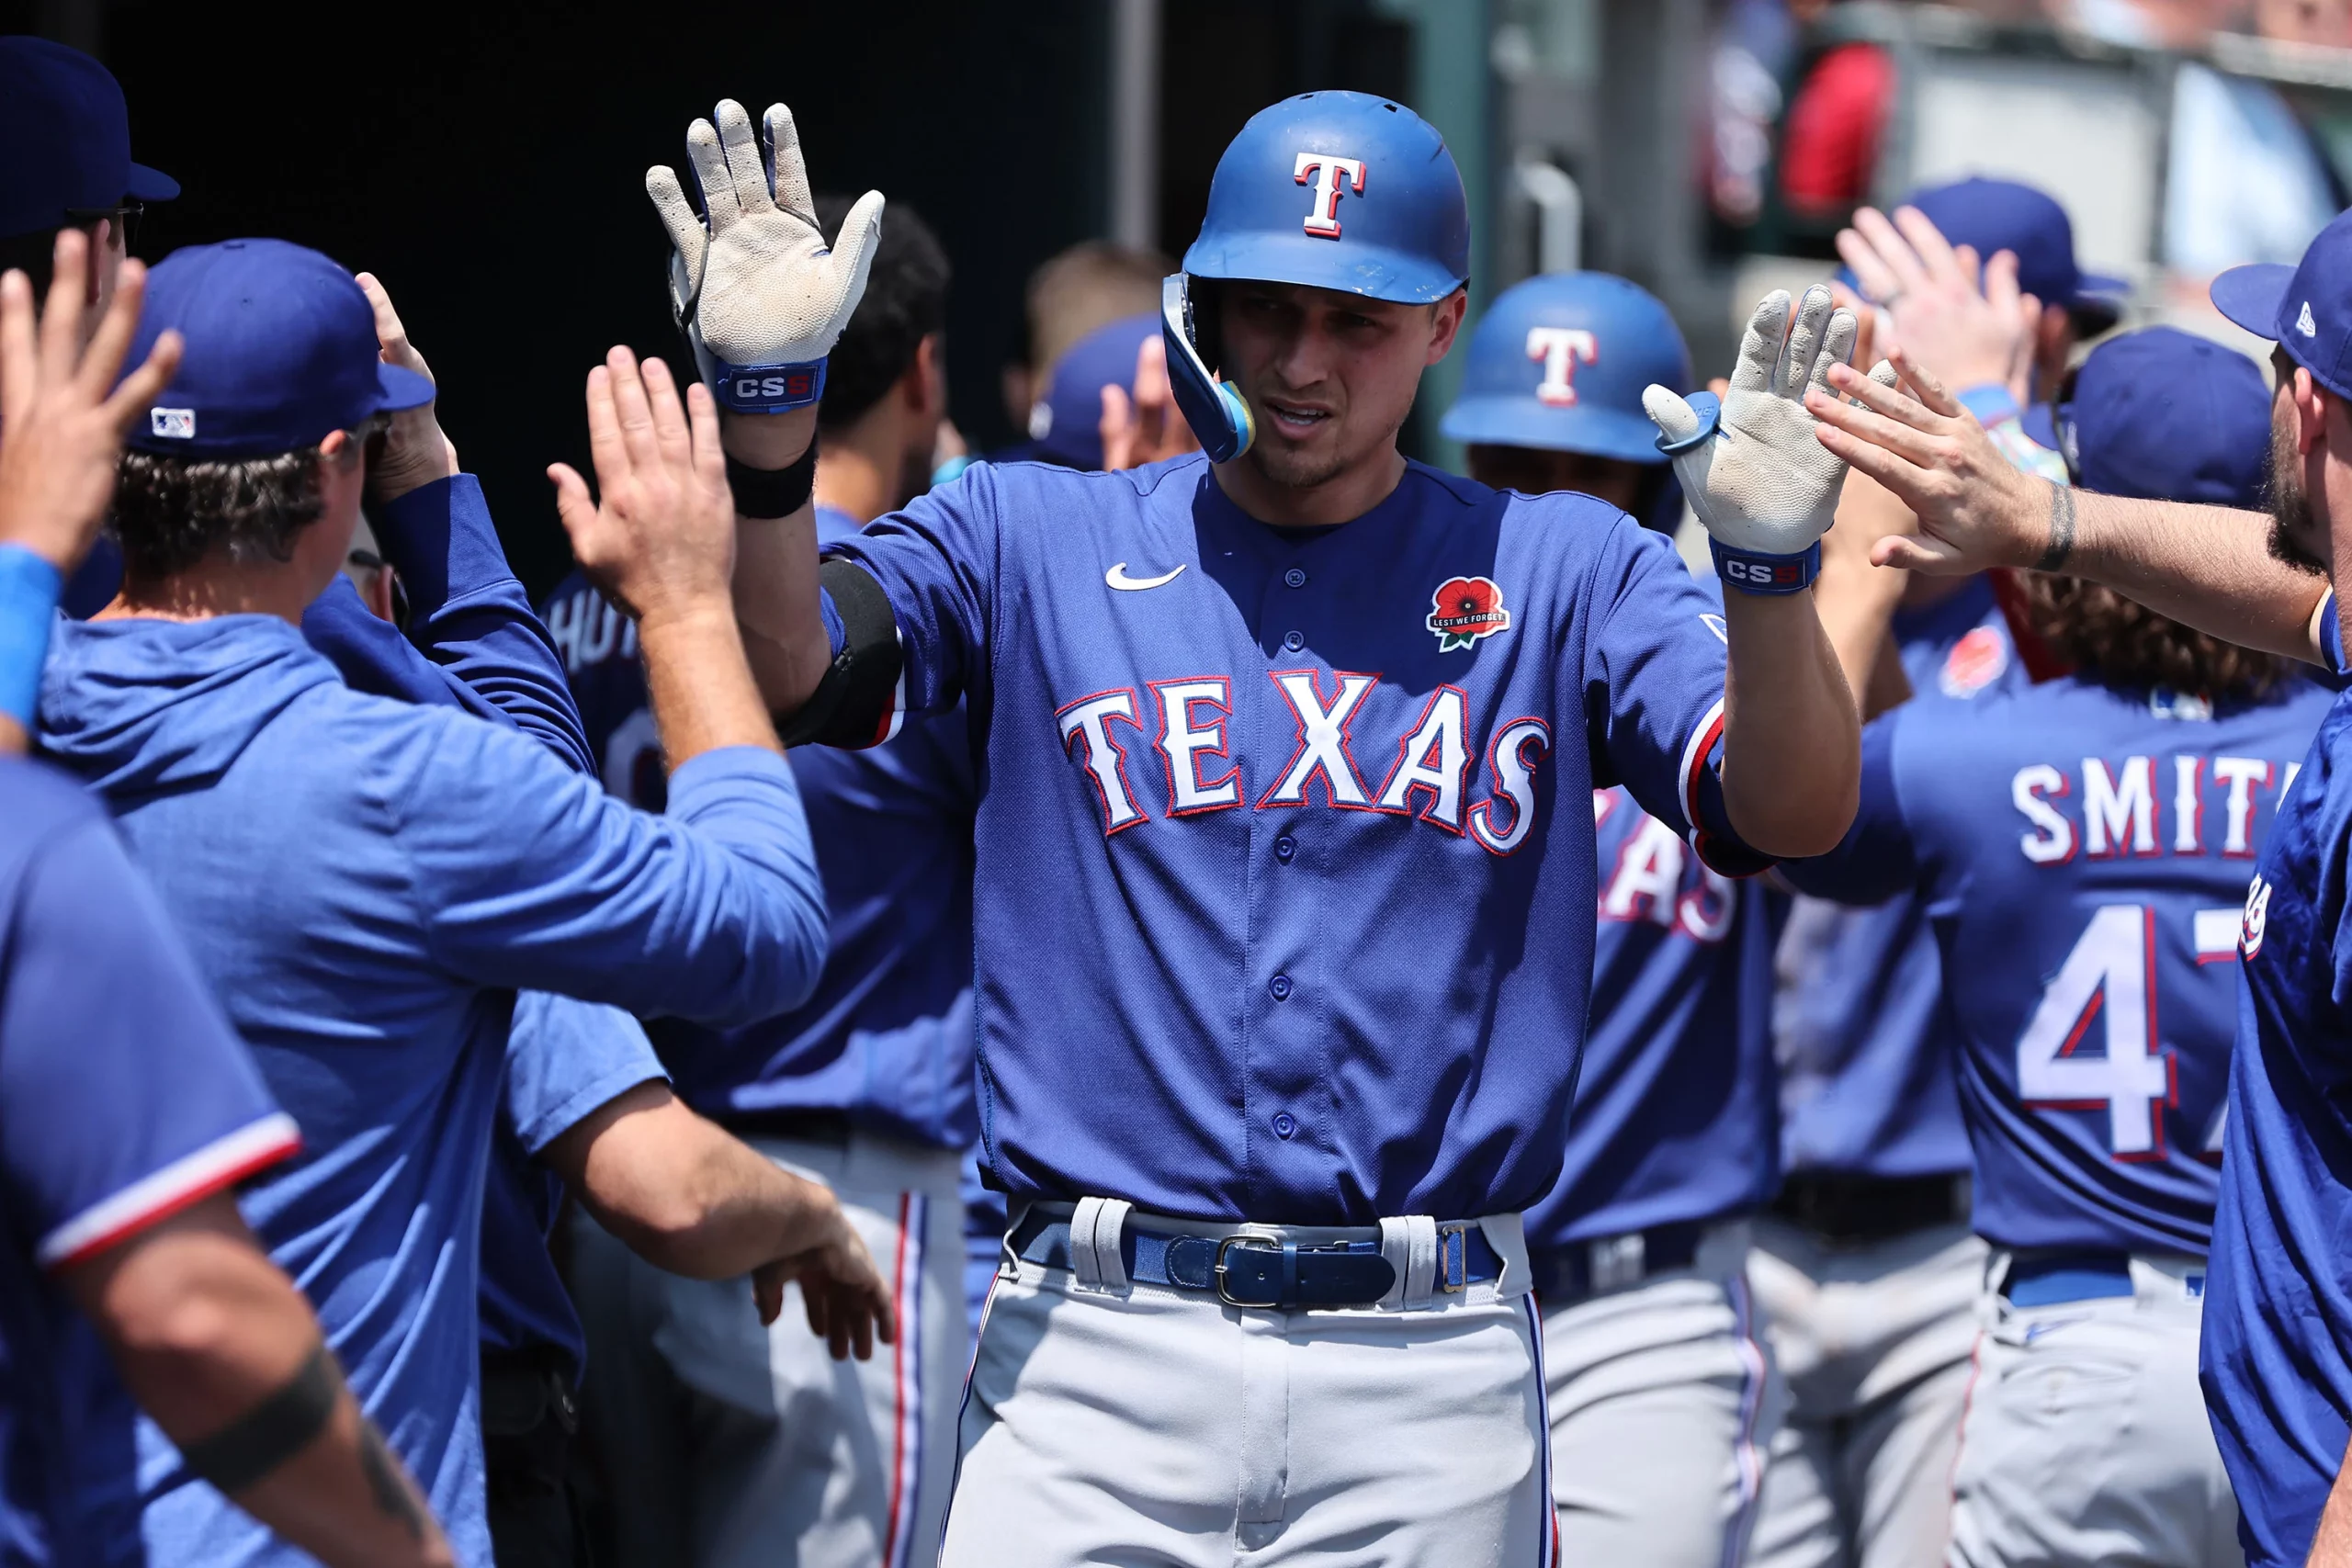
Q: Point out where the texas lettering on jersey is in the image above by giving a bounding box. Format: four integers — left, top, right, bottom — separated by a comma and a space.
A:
1055, 670, 1556, 856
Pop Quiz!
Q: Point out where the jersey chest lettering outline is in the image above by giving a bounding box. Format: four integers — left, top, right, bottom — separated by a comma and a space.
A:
2011, 752, 2302, 865
1056, 668, 1552, 858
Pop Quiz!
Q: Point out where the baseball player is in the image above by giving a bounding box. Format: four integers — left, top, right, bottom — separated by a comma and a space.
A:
33, 236, 886, 1568
1749, 188, 2110, 1568
1795, 325, 2321, 1567
0, 227, 453, 1568
655, 89, 1870, 1563
548, 196, 978, 1568
1800, 211, 2352, 1568
1439, 269, 1787, 1566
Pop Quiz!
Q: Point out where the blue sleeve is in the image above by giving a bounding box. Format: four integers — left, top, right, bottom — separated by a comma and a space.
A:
1778, 710, 1923, 903
371, 476, 596, 776
304, 575, 507, 721
2, 809, 299, 1270
1580, 518, 1769, 875
820, 462, 997, 717
394, 716, 828, 1026
503, 993, 665, 1156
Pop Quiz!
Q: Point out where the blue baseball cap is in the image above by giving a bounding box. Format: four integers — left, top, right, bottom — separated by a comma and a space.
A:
122, 240, 434, 459
1843, 177, 2128, 327
1440, 272, 1690, 463
2025, 326, 2269, 509
0, 37, 177, 242
2211, 209, 2352, 400
1029, 311, 1158, 468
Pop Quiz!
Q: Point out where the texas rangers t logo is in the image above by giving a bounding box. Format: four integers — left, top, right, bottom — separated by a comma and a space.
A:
1426, 577, 1510, 653
1526, 327, 1597, 407
1295, 152, 1366, 238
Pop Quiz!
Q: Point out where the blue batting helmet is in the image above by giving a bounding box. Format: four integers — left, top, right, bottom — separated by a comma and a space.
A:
1441, 272, 1690, 464
1163, 90, 1472, 462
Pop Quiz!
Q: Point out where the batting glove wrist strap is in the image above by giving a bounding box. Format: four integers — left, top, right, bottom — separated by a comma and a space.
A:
0, 546, 62, 728
695, 346, 828, 415
1711, 536, 1820, 595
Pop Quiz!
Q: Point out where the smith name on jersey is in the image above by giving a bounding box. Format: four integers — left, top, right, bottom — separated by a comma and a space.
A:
1786, 673, 2329, 1258
814, 452, 1759, 1228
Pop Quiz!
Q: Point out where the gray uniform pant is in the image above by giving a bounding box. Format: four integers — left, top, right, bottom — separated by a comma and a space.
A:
1746, 1220, 1986, 1568
1543, 1221, 1786, 1568
565, 1128, 967, 1568
939, 1202, 1554, 1568
1947, 1253, 2240, 1568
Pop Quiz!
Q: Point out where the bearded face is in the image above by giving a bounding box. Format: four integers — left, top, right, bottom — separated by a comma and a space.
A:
2267, 400, 2328, 577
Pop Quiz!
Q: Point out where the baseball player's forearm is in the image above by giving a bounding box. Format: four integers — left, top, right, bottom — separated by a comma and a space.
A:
61, 1194, 453, 1568
723, 409, 834, 721
1717, 590, 1861, 858
2311, 1436, 2352, 1566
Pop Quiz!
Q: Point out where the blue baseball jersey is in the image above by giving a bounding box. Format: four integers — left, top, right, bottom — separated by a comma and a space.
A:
0, 760, 295, 1568
542, 504, 980, 1149
1521, 784, 1782, 1255
2203, 680, 2352, 1566
1786, 672, 2328, 1256
820, 454, 1760, 1224
1775, 578, 2021, 1179
480, 996, 663, 1383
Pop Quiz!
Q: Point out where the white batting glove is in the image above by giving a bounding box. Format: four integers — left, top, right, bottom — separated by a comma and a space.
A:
646, 100, 885, 414
1644, 287, 1894, 591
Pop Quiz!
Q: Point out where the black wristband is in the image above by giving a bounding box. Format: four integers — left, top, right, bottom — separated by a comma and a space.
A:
179, 1342, 342, 1495
726, 434, 820, 520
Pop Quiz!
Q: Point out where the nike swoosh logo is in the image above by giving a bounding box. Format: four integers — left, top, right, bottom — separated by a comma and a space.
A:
1106, 562, 1186, 592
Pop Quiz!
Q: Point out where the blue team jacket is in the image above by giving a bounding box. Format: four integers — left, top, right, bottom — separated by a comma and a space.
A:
36, 550, 827, 1568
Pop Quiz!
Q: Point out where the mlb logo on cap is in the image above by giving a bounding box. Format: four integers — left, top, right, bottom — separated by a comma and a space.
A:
149, 408, 196, 440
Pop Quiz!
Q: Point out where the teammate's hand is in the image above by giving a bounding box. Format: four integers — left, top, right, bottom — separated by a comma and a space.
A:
354, 272, 458, 505
1836, 207, 2038, 401
750, 1205, 897, 1361
1645, 286, 1891, 556
1100, 336, 1201, 471
0, 230, 182, 574
548, 348, 735, 628
647, 100, 884, 402
1807, 349, 2053, 576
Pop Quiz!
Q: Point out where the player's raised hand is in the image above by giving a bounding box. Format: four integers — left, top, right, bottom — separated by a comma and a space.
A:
1807, 349, 2054, 576
1837, 206, 2035, 400
1644, 286, 1894, 558
548, 349, 735, 627
647, 100, 885, 412
0, 229, 182, 574
750, 1204, 896, 1362
354, 272, 458, 504
1100, 336, 1202, 471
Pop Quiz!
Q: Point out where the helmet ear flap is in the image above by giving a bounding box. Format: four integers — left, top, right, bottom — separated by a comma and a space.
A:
1160, 274, 1255, 463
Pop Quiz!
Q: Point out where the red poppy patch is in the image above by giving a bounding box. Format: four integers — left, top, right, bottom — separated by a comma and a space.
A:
1427, 576, 1511, 653
1939, 626, 2009, 698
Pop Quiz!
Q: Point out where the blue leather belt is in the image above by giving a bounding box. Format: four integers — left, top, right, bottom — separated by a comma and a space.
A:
2004, 1251, 2135, 1307
1008, 1210, 1503, 1311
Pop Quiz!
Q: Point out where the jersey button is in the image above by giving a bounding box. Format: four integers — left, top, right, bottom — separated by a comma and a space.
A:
1283, 567, 1307, 589
1282, 629, 1306, 652
1274, 834, 1296, 863
1270, 973, 1294, 1001
1272, 1111, 1298, 1139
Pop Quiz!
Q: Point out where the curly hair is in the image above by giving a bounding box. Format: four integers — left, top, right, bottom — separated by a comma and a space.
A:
2018, 571, 2294, 705
110, 415, 386, 582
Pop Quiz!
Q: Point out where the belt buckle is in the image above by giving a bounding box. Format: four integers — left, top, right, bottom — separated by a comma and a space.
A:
1439, 1224, 1468, 1292
1215, 1235, 1283, 1309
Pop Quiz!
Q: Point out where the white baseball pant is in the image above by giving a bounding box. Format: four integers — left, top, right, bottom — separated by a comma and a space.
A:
1543, 1221, 1785, 1567
938, 1201, 1555, 1568
1947, 1252, 2241, 1568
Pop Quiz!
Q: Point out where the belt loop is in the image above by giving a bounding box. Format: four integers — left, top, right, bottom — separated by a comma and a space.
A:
1477, 1213, 1531, 1298
1379, 1215, 1440, 1308
1069, 1197, 1133, 1293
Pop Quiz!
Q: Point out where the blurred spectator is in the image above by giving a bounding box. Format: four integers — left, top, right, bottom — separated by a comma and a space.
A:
1028, 310, 1156, 469
1778, 6, 1893, 223
2166, 0, 2346, 276
1711, 0, 1826, 226
995, 240, 1169, 449
2062, 0, 2240, 46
